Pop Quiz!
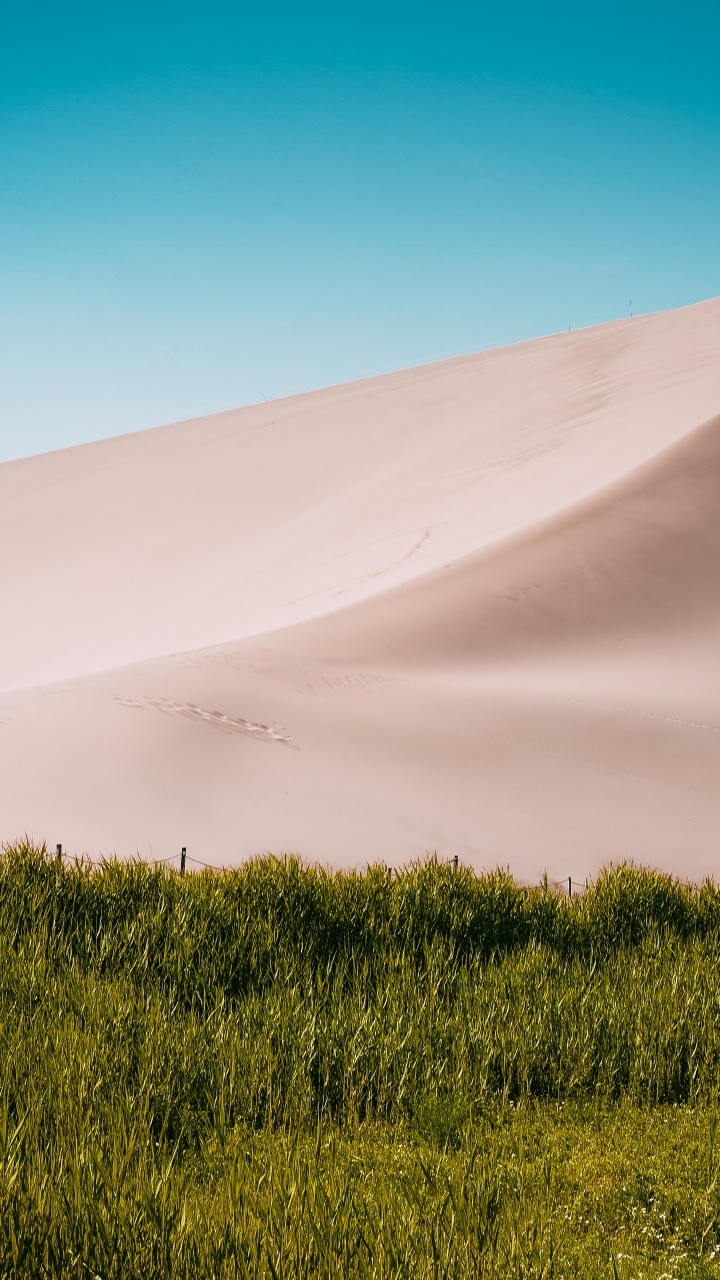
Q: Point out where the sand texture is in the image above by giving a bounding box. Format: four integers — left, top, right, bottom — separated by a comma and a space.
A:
1, 298, 719, 879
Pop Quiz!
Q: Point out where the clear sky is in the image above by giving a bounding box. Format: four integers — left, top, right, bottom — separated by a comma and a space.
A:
1, 1, 719, 461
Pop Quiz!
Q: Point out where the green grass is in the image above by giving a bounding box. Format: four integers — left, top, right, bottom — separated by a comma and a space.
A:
2, 841, 720, 1277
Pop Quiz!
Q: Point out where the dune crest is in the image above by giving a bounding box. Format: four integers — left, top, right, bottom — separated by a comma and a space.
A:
1, 298, 719, 877
295, 410, 720, 681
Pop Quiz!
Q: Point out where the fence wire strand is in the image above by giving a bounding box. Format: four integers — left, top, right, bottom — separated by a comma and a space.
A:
49, 847, 588, 890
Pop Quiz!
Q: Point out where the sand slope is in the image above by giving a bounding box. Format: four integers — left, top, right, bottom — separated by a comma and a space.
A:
1, 299, 719, 878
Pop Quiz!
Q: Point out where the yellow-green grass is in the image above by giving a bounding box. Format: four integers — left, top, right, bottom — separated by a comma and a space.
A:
2, 842, 720, 1278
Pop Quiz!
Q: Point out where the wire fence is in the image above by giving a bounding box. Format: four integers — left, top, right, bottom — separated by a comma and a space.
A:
49, 843, 588, 892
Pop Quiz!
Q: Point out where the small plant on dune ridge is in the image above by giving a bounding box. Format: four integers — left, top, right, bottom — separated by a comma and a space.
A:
2, 841, 720, 1276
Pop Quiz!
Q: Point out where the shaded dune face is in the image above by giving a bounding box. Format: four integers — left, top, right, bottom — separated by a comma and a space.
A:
295, 412, 720, 681
1, 298, 719, 874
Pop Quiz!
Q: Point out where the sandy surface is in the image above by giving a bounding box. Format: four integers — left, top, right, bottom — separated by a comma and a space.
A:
1, 298, 719, 879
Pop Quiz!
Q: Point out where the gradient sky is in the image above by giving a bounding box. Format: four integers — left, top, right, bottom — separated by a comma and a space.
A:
1, 1, 719, 461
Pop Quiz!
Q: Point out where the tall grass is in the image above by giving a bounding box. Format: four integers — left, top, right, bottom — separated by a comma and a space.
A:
2, 841, 720, 1276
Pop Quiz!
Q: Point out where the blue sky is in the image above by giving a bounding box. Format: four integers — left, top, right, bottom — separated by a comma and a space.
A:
1, 1, 719, 460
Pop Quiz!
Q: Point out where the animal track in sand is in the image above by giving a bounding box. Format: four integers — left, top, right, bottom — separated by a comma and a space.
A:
115, 697, 297, 748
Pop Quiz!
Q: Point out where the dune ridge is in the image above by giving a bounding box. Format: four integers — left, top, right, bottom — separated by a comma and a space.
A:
295, 409, 720, 680
1, 298, 719, 877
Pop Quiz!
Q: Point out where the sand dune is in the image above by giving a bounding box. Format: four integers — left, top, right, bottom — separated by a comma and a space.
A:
297, 410, 720, 683
1, 298, 719, 879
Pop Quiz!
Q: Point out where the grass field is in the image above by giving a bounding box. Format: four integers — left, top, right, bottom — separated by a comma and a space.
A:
2, 843, 720, 1278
